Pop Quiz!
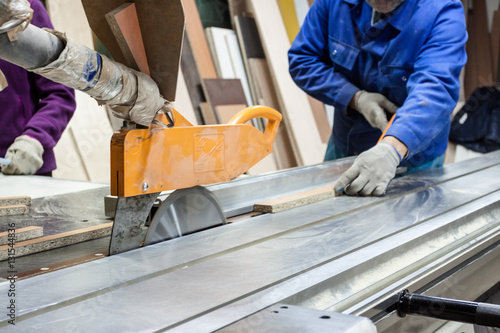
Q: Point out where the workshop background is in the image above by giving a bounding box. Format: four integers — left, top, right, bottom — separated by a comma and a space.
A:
43, 0, 499, 183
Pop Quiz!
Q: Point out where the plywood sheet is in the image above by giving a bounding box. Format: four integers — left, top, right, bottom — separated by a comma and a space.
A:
249, 0, 325, 166
254, 185, 335, 213
105, 2, 149, 74
184, 0, 217, 79
133, 0, 185, 101
81, 0, 127, 63
199, 102, 218, 125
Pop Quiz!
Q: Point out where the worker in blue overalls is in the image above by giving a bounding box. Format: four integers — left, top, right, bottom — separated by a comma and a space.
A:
289, 0, 467, 196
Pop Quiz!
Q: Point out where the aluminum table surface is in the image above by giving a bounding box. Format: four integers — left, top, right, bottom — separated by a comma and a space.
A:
1, 152, 500, 332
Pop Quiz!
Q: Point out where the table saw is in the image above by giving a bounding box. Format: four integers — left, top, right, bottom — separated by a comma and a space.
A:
1, 151, 500, 332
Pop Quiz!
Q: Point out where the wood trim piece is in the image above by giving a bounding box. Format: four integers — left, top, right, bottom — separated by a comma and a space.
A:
0, 223, 113, 261
183, 0, 218, 79
105, 2, 150, 75
254, 185, 335, 213
249, 0, 325, 166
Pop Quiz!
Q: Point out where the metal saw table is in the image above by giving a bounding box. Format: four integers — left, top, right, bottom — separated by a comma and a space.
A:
1, 152, 500, 332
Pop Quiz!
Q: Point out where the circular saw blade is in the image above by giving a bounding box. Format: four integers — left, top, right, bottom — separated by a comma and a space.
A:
144, 186, 227, 246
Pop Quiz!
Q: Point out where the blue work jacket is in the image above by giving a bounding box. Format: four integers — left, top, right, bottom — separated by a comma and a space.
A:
289, 0, 467, 167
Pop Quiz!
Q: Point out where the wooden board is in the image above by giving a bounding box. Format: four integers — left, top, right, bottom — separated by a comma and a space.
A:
215, 104, 248, 123
173, 68, 199, 125
0, 226, 43, 246
203, 78, 248, 108
0, 223, 113, 261
183, 0, 217, 79
181, 35, 207, 125
248, 58, 297, 169
0, 205, 29, 217
492, 11, 500, 82
205, 27, 253, 105
105, 2, 150, 74
82, 0, 184, 100
254, 185, 335, 213
234, 16, 266, 59
199, 102, 218, 125
465, 11, 478, 98
294, 0, 310, 26
473, 0, 494, 87
277, 0, 301, 44
133, 0, 185, 101
249, 0, 325, 166
0, 196, 31, 206
80, 0, 127, 63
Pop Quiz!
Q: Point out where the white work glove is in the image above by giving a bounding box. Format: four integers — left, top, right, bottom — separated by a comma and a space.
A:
1, 135, 44, 175
334, 142, 400, 196
354, 90, 398, 131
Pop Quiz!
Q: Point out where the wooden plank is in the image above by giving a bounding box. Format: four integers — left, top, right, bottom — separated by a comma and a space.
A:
181, 35, 207, 125
249, 0, 325, 166
134, 0, 185, 101
105, 2, 149, 74
0, 196, 31, 206
199, 102, 218, 125
248, 58, 298, 169
473, 0, 494, 86
234, 16, 266, 59
277, 0, 301, 44
80, 0, 127, 63
0, 205, 29, 217
173, 68, 199, 125
215, 104, 248, 123
465, 11, 478, 98
0, 226, 43, 246
0, 223, 113, 261
492, 11, 500, 82
254, 185, 335, 213
203, 78, 248, 107
183, 0, 218, 79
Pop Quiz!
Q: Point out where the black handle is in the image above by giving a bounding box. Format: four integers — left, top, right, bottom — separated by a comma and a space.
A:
396, 290, 500, 327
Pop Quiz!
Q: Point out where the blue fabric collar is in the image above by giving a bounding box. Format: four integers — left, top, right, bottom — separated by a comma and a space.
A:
342, 0, 418, 32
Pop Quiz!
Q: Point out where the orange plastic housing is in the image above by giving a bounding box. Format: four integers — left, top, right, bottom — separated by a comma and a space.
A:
111, 106, 282, 197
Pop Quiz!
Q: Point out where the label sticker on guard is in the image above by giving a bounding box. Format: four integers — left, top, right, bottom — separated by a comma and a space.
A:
194, 134, 225, 173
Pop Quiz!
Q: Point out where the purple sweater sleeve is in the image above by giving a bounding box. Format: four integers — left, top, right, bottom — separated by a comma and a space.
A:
23, 0, 76, 150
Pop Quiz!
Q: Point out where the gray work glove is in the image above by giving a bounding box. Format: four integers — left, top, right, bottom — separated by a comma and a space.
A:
1, 135, 44, 175
334, 142, 400, 196
354, 90, 398, 131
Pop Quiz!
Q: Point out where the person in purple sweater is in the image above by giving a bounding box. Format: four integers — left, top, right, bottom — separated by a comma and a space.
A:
0, 0, 76, 176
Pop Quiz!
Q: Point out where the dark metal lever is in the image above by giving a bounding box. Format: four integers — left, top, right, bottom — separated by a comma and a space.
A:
395, 290, 500, 328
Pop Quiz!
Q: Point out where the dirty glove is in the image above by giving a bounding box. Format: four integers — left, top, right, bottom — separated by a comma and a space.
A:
354, 90, 398, 131
1, 135, 44, 175
334, 142, 400, 196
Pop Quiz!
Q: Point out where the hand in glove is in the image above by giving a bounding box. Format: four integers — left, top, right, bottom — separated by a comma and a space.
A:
334, 142, 401, 196
353, 90, 398, 131
1, 135, 44, 175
